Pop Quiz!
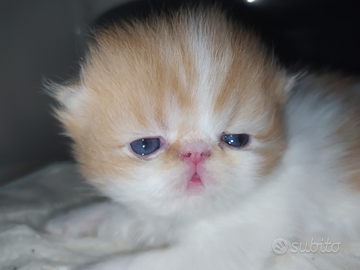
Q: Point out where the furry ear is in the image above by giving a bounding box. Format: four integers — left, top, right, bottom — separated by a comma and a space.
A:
46, 81, 89, 139
46, 81, 85, 110
284, 71, 306, 92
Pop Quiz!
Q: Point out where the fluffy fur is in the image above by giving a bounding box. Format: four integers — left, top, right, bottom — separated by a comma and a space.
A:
46, 6, 360, 270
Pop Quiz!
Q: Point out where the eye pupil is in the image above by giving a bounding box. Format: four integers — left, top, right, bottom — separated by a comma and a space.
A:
130, 138, 161, 156
222, 134, 249, 148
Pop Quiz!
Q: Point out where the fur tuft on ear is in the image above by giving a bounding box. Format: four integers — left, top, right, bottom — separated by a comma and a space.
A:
45, 80, 83, 109
284, 71, 307, 92
46, 80, 90, 140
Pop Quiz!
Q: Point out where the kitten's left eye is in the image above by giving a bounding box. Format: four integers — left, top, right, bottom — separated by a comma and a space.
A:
221, 134, 250, 148
130, 138, 161, 156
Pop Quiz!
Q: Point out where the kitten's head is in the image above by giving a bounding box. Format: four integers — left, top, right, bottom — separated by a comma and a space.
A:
53, 7, 288, 216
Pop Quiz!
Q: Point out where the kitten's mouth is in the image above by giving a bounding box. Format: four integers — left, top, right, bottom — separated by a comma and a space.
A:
187, 173, 204, 190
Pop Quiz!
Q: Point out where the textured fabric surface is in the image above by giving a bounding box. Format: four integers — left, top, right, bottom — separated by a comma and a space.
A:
0, 163, 123, 270
0, 163, 103, 229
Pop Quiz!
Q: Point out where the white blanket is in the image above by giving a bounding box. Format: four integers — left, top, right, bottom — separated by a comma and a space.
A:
0, 163, 128, 270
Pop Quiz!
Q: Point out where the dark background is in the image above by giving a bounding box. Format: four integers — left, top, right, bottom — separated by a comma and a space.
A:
1, 0, 359, 185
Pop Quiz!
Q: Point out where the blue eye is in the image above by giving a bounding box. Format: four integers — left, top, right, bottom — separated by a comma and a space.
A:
222, 134, 249, 148
130, 138, 161, 156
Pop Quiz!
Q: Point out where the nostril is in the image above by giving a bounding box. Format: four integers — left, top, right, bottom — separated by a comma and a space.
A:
183, 152, 192, 158
200, 150, 211, 157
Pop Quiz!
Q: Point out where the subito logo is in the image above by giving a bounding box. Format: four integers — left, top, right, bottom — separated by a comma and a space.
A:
272, 238, 288, 255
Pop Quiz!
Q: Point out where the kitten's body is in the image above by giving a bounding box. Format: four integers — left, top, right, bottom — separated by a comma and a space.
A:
47, 7, 360, 270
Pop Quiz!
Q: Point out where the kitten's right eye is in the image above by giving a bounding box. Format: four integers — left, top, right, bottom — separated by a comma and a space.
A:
221, 134, 250, 148
130, 138, 161, 156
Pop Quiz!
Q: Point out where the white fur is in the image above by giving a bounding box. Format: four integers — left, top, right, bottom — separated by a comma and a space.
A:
46, 9, 360, 270
47, 78, 360, 270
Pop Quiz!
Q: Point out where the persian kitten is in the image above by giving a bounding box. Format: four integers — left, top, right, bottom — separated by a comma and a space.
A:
46, 6, 360, 270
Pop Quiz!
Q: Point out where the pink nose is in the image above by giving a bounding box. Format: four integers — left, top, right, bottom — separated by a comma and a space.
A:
180, 142, 211, 165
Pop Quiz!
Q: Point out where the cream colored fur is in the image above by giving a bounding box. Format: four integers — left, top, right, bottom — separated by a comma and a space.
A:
46, 6, 360, 270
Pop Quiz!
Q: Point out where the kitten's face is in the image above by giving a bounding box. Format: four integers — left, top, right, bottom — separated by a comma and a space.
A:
55, 9, 288, 215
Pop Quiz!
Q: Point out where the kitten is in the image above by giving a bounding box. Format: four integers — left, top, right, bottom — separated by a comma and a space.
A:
46, 6, 360, 270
